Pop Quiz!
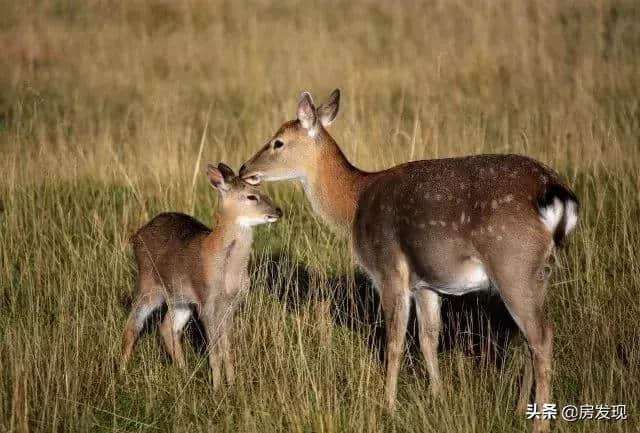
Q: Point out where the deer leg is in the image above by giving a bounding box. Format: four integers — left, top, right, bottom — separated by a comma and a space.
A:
202, 298, 231, 390
159, 306, 191, 368
159, 314, 180, 365
528, 319, 552, 433
208, 344, 223, 390
493, 259, 553, 433
414, 289, 442, 397
380, 273, 410, 413
221, 322, 235, 386
515, 312, 553, 433
121, 292, 164, 369
516, 341, 535, 414
222, 285, 246, 386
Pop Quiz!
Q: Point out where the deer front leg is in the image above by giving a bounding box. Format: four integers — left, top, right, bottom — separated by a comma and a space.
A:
221, 277, 248, 386
202, 300, 227, 390
380, 277, 411, 413
221, 322, 235, 386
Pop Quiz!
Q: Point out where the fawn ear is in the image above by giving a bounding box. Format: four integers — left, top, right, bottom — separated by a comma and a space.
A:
297, 92, 318, 136
206, 164, 230, 191
217, 162, 236, 182
317, 89, 340, 127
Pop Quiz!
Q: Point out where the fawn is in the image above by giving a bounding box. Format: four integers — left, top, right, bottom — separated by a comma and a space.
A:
121, 163, 282, 388
240, 89, 579, 433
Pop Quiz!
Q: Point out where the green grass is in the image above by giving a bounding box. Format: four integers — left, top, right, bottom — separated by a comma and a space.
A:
1, 1, 639, 432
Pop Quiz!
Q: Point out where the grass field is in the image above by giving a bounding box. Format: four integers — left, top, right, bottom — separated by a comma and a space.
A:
1, 1, 639, 432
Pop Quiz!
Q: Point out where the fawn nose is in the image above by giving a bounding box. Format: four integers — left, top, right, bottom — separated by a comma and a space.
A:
275, 208, 283, 218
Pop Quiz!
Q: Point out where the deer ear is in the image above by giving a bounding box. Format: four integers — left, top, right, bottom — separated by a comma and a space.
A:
217, 162, 235, 182
206, 164, 229, 191
318, 88, 340, 127
297, 92, 318, 135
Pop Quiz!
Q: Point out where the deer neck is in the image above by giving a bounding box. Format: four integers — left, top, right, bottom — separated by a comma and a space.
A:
205, 212, 253, 269
301, 135, 373, 231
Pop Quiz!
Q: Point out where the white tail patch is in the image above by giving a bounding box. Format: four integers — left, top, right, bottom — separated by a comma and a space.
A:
539, 197, 564, 233
564, 200, 578, 235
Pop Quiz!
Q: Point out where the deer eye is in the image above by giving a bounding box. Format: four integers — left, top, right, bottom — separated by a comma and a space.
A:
273, 140, 284, 149
247, 195, 258, 201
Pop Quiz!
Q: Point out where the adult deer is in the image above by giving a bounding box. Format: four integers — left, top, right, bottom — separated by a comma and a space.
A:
240, 90, 578, 432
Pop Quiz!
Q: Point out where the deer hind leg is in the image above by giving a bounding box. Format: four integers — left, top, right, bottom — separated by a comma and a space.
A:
121, 290, 164, 369
516, 307, 552, 433
159, 304, 192, 368
517, 340, 534, 414
414, 289, 442, 397
379, 267, 411, 412
491, 250, 553, 433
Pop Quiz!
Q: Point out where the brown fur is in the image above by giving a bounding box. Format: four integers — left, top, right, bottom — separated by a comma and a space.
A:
240, 90, 579, 433
121, 164, 281, 390
241, 118, 376, 229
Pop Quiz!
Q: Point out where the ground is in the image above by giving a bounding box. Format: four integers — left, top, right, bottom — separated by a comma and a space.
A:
0, 1, 638, 432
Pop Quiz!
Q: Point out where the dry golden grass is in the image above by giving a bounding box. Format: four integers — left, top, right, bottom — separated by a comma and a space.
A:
1, 1, 639, 432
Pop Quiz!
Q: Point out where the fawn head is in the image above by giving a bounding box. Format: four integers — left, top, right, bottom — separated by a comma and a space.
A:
207, 163, 282, 226
239, 89, 341, 185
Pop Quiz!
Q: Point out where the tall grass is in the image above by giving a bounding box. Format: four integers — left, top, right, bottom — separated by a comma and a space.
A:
1, 1, 638, 431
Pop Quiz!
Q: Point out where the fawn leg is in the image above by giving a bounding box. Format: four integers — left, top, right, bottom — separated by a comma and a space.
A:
221, 321, 235, 386
159, 306, 191, 368
121, 292, 164, 369
202, 298, 232, 389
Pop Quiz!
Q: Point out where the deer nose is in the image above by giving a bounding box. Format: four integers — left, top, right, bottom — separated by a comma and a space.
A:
275, 207, 283, 218
239, 164, 247, 176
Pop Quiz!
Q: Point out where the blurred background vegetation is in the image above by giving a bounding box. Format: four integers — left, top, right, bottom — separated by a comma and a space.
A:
1, 1, 638, 432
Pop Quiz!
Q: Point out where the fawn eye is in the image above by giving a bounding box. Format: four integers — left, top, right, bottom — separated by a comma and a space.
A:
273, 140, 284, 149
247, 195, 258, 201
